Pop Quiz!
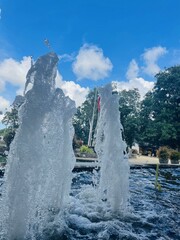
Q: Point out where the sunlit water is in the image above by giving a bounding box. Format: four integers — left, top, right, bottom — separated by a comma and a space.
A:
0, 167, 179, 239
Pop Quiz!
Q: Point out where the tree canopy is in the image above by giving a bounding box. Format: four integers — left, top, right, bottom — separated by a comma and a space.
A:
2, 108, 19, 130
73, 88, 98, 145
139, 66, 180, 149
119, 88, 141, 147
73, 87, 141, 148
2, 66, 180, 151
1, 95, 24, 150
1, 108, 18, 150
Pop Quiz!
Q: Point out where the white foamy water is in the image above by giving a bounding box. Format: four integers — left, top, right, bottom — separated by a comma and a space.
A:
95, 83, 130, 213
0, 54, 130, 240
0, 52, 76, 239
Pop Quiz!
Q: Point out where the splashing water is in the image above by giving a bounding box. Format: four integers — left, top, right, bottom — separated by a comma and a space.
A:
0, 52, 76, 239
0, 54, 130, 240
95, 83, 129, 213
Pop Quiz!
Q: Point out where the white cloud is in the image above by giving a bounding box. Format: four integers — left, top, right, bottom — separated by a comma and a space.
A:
129, 78, 154, 97
117, 57, 155, 98
121, 46, 168, 97
0, 79, 5, 91
0, 56, 31, 92
0, 54, 88, 108
142, 46, 167, 76
126, 59, 139, 80
0, 96, 10, 112
0, 96, 10, 122
72, 43, 113, 80
56, 72, 89, 107
1, 45, 167, 109
115, 78, 154, 99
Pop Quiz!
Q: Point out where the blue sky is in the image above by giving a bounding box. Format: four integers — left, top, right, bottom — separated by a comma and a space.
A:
0, 0, 180, 124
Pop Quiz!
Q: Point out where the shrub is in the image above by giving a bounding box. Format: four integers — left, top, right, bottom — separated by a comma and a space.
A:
158, 146, 170, 164
80, 145, 94, 154
170, 151, 180, 164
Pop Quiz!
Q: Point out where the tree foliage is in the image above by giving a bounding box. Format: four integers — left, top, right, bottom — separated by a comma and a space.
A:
2, 108, 19, 129
119, 88, 141, 147
3, 129, 16, 151
73, 88, 141, 148
1, 95, 25, 150
2, 65, 179, 152
1, 107, 19, 150
73, 88, 98, 145
139, 66, 180, 149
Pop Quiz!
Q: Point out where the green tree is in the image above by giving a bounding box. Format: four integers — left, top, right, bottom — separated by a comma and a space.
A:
138, 91, 158, 148
118, 88, 141, 147
0, 129, 6, 136
3, 129, 16, 151
1, 95, 24, 150
139, 66, 180, 149
73, 88, 98, 145
2, 108, 19, 129
2, 107, 19, 150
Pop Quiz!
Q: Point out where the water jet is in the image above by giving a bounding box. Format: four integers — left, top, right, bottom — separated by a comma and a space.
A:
0, 52, 179, 240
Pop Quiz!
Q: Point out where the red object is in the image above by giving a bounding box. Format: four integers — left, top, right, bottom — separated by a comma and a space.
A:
97, 96, 100, 112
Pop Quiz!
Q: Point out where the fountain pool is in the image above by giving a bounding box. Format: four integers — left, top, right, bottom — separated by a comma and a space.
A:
0, 167, 179, 239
